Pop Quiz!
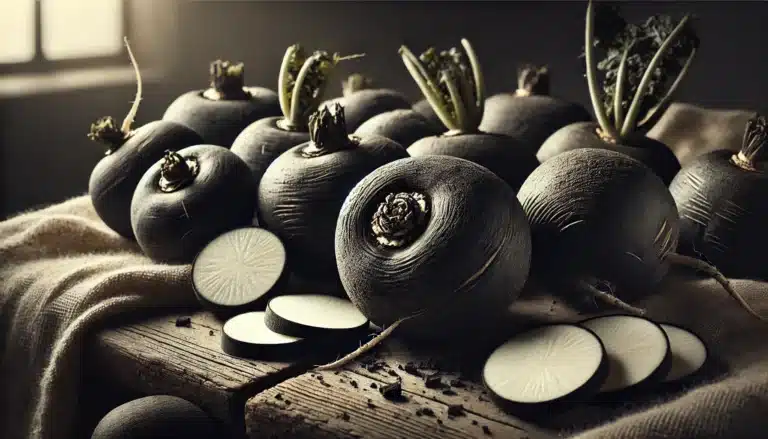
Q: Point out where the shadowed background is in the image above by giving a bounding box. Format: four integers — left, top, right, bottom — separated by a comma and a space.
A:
0, 0, 765, 219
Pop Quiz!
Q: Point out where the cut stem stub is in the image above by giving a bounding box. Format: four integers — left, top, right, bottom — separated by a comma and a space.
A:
370, 192, 430, 248
731, 113, 767, 171
158, 150, 199, 193
203, 60, 250, 101
301, 103, 358, 157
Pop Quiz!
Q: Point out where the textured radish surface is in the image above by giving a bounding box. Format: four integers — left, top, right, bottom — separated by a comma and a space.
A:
580, 315, 669, 393
266, 294, 368, 335
660, 323, 707, 382
483, 324, 605, 404
192, 228, 286, 307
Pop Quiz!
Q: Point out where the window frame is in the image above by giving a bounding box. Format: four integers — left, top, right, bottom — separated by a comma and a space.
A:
0, 0, 131, 75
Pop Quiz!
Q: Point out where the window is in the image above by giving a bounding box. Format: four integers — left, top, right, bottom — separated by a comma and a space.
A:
0, 0, 127, 73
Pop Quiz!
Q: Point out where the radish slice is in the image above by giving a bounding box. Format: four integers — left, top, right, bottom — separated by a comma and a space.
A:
482, 324, 607, 405
580, 315, 671, 393
660, 323, 708, 382
264, 294, 369, 338
221, 311, 305, 359
192, 227, 287, 312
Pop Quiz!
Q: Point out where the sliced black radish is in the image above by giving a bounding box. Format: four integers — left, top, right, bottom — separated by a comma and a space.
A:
482, 324, 607, 406
579, 314, 671, 394
221, 311, 305, 360
264, 294, 369, 338
659, 323, 708, 382
192, 227, 287, 313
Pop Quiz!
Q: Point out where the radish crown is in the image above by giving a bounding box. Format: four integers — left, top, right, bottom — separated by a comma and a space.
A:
371, 192, 430, 248
87, 37, 142, 154
277, 44, 364, 132
731, 114, 768, 171
202, 60, 250, 101
399, 38, 485, 134
158, 150, 199, 193
342, 73, 374, 97
301, 103, 358, 157
584, 1, 699, 142
516, 64, 550, 97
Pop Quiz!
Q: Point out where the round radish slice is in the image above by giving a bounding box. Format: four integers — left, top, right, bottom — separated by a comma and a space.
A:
660, 323, 708, 382
482, 324, 607, 405
579, 314, 671, 393
264, 294, 369, 338
221, 311, 305, 359
192, 227, 287, 313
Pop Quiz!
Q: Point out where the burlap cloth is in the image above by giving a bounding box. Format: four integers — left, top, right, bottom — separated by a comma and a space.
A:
0, 103, 765, 439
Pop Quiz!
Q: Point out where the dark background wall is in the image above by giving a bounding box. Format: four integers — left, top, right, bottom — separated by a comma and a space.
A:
1, 1, 765, 218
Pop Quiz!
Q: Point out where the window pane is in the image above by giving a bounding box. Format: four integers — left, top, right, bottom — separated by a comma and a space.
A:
0, 0, 36, 64
41, 0, 123, 61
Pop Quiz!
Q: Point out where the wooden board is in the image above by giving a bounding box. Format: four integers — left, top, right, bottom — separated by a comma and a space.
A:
86, 310, 310, 433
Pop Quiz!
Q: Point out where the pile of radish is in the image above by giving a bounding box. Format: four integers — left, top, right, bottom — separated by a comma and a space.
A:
82, 0, 767, 418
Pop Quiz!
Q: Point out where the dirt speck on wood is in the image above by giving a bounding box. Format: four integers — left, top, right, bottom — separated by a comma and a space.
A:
339, 412, 350, 421
482, 425, 492, 435
424, 374, 443, 389
416, 407, 435, 417
175, 316, 191, 327
447, 404, 464, 417
442, 389, 457, 396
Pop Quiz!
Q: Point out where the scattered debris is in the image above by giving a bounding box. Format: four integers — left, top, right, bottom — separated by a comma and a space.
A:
366, 399, 376, 409
424, 374, 443, 389
209, 329, 214, 336
339, 412, 350, 421
175, 316, 191, 327
403, 362, 421, 377
449, 379, 466, 388
416, 407, 435, 417
370, 382, 378, 389
350, 380, 358, 389
447, 404, 465, 417
274, 393, 283, 401
442, 389, 458, 396
482, 425, 492, 435
380, 380, 404, 401
437, 419, 443, 425
472, 420, 478, 425
387, 370, 399, 377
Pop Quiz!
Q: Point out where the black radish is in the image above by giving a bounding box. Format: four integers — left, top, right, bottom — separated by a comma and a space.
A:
403, 39, 539, 191
412, 98, 444, 131
659, 323, 707, 383
579, 314, 671, 394
221, 311, 307, 360
162, 60, 281, 147
90, 395, 217, 439
87, 39, 202, 238
264, 294, 369, 338
479, 64, 592, 152
316, 155, 532, 370
192, 227, 288, 315
257, 103, 408, 283
131, 146, 257, 264
483, 324, 607, 406
355, 108, 442, 149
538, 1, 699, 185
320, 74, 412, 131
669, 114, 768, 280
516, 147, 766, 321
231, 45, 363, 186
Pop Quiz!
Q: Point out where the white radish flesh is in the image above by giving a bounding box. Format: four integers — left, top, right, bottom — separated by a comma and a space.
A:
265, 294, 369, 338
660, 323, 707, 382
483, 324, 606, 404
192, 227, 286, 309
580, 315, 670, 393
221, 311, 304, 359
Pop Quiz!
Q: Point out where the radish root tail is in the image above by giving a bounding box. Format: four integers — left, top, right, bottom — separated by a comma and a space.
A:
121, 37, 142, 134
314, 313, 421, 371
666, 252, 766, 322
578, 280, 646, 316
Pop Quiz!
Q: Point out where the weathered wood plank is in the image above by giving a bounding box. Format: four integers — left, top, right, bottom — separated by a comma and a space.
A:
87, 310, 310, 432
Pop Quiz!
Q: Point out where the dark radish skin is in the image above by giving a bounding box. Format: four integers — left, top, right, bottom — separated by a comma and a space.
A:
516, 147, 766, 322
87, 38, 203, 238
162, 60, 281, 147
479, 65, 592, 152
412, 98, 444, 132
231, 46, 363, 187
670, 114, 768, 280
257, 103, 409, 284
320, 74, 412, 132
131, 146, 257, 264
538, 1, 700, 185
355, 108, 442, 148
316, 155, 532, 370
403, 39, 539, 192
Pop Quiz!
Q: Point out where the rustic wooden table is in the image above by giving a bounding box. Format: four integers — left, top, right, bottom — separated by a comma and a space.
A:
86, 293, 579, 439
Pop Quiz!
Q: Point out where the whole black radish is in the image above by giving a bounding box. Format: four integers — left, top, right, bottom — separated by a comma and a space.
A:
131, 145, 257, 264
231, 45, 362, 186
257, 103, 409, 283
320, 74, 412, 131
403, 39, 539, 191
162, 60, 281, 147
90, 395, 217, 439
670, 114, 768, 280
538, 2, 699, 185
516, 147, 765, 322
479, 64, 592, 152
315, 155, 532, 369
355, 108, 442, 148
87, 39, 202, 238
